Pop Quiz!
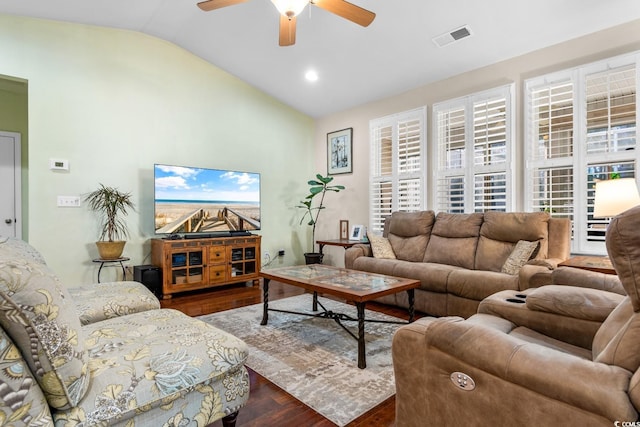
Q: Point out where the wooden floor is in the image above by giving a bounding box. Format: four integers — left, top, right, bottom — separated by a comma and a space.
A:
160, 280, 416, 427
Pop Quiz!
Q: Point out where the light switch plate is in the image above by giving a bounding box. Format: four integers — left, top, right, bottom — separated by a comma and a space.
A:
50, 158, 69, 171
57, 196, 81, 207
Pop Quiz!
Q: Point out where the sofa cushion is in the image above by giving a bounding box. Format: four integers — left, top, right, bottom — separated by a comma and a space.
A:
423, 212, 483, 269
69, 281, 161, 325
606, 204, 640, 310
54, 309, 250, 426
352, 256, 399, 277
367, 233, 396, 259
394, 261, 461, 294
387, 211, 435, 262
501, 240, 540, 275
475, 211, 550, 272
0, 257, 90, 410
593, 205, 640, 372
447, 269, 519, 301
592, 299, 640, 372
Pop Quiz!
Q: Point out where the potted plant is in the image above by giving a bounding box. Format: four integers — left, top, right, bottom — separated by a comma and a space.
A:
297, 173, 345, 264
84, 184, 135, 260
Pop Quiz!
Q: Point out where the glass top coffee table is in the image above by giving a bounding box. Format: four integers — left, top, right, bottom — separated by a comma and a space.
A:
259, 264, 420, 369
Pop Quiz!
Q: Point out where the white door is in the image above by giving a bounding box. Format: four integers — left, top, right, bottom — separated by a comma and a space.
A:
0, 131, 21, 238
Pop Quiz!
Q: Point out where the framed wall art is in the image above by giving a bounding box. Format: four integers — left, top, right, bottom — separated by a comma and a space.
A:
327, 127, 353, 175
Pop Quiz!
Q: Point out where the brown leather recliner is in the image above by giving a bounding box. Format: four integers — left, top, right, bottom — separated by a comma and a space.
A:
392, 204, 640, 426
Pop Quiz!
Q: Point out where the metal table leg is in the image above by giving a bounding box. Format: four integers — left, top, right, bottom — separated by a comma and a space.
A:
97, 262, 105, 283
407, 288, 415, 322
260, 278, 270, 325
356, 302, 366, 369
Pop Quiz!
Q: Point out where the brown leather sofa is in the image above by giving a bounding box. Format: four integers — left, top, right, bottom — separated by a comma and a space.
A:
345, 210, 571, 318
392, 205, 640, 426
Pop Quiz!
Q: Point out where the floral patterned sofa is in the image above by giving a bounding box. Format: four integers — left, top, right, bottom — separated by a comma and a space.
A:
0, 236, 249, 426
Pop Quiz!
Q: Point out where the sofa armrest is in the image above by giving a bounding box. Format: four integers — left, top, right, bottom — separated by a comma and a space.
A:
70, 281, 161, 325
518, 262, 553, 290
344, 244, 373, 269
478, 285, 616, 350
526, 285, 623, 322
393, 316, 636, 422
552, 266, 625, 295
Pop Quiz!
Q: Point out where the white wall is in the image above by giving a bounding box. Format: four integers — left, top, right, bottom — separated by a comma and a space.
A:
0, 15, 315, 285
314, 18, 640, 266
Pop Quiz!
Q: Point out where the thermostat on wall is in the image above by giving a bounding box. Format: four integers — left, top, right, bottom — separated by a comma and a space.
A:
49, 158, 69, 171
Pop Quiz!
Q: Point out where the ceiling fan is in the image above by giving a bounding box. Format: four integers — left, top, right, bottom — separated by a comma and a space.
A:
197, 0, 376, 46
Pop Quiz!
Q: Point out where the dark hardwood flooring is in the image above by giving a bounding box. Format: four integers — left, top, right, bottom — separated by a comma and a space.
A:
160, 280, 418, 427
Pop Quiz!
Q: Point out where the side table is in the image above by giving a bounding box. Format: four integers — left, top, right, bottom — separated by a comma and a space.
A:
558, 255, 615, 275
316, 239, 368, 255
92, 257, 130, 283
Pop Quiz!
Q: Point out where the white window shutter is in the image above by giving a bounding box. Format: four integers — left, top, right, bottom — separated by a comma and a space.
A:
526, 77, 575, 219
434, 84, 514, 213
435, 106, 466, 213
525, 52, 639, 255
370, 108, 426, 234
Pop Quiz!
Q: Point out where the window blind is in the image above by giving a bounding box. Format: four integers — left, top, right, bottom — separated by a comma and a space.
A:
586, 65, 636, 154
434, 84, 514, 213
435, 106, 466, 213
529, 80, 574, 160
370, 108, 426, 234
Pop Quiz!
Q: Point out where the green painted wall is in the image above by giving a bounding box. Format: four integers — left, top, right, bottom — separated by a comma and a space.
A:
0, 14, 315, 285
0, 82, 28, 238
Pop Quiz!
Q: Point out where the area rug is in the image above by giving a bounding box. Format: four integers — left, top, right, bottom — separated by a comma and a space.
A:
199, 294, 405, 426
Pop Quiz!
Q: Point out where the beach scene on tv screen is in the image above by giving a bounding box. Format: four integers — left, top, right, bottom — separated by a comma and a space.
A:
154, 164, 260, 234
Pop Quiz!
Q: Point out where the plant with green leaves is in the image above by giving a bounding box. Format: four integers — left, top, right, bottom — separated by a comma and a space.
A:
84, 184, 135, 242
298, 174, 345, 253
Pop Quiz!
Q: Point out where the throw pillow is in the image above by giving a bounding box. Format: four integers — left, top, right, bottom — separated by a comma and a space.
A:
0, 257, 90, 409
0, 236, 48, 265
501, 240, 540, 275
368, 232, 396, 259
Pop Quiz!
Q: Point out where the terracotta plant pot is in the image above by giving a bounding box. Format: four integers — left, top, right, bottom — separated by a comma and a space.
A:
96, 241, 126, 260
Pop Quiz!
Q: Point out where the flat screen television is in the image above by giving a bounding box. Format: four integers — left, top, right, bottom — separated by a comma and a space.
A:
154, 164, 261, 237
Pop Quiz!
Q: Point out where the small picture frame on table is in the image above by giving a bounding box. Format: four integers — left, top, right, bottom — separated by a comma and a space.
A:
340, 220, 349, 240
327, 128, 353, 175
349, 224, 364, 241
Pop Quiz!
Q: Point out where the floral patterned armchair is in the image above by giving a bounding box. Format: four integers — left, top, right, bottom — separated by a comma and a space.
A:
0, 236, 249, 426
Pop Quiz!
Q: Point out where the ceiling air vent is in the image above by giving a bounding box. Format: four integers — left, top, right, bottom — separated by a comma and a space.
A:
432, 25, 472, 48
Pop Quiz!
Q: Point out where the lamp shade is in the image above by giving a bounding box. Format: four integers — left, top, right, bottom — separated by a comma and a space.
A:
593, 178, 640, 218
271, 0, 308, 17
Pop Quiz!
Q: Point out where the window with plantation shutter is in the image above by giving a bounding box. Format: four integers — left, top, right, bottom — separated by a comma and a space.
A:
369, 107, 426, 234
526, 77, 575, 227
433, 84, 514, 213
525, 51, 639, 254
435, 106, 466, 213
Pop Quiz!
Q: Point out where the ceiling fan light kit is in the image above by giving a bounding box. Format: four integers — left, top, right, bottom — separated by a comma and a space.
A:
197, 0, 376, 46
271, 0, 308, 18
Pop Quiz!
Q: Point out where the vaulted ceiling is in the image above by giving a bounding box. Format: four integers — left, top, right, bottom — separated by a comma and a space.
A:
1, 0, 639, 117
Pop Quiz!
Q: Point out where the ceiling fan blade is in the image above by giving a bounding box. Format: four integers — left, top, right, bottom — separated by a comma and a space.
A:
197, 0, 251, 12
312, 0, 375, 27
279, 15, 296, 46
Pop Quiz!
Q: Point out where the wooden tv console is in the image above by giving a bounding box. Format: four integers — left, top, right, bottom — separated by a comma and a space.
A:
151, 235, 261, 299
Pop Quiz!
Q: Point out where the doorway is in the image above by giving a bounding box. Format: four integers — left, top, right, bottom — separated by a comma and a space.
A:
0, 131, 22, 238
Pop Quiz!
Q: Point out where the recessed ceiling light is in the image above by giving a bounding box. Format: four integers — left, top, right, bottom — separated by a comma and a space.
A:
305, 70, 319, 82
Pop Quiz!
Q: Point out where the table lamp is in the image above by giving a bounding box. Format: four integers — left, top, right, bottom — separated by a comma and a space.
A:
593, 178, 640, 218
